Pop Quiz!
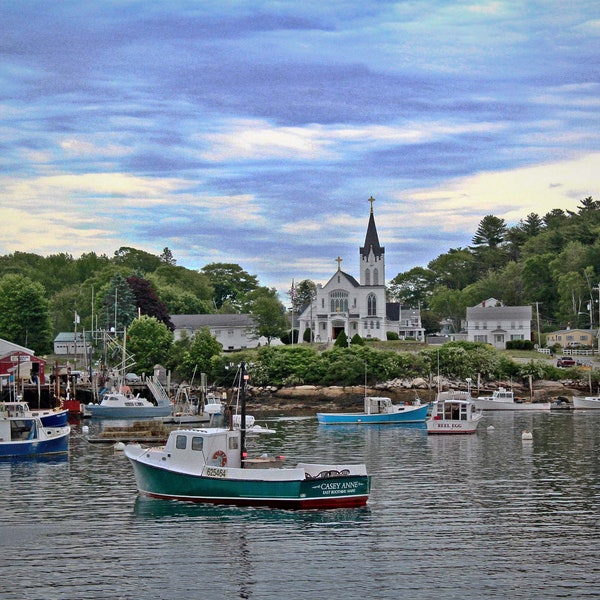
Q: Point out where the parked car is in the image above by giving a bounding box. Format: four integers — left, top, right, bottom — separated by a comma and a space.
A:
566, 342, 591, 349
557, 356, 576, 368
124, 372, 140, 383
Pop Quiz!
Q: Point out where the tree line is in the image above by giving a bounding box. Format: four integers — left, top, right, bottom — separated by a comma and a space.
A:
387, 196, 600, 338
0, 196, 598, 385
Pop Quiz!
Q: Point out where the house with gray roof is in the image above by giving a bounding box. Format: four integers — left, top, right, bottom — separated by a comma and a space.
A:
465, 298, 532, 349
170, 314, 282, 351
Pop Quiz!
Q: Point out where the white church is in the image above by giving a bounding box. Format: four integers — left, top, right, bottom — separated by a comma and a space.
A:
297, 197, 425, 343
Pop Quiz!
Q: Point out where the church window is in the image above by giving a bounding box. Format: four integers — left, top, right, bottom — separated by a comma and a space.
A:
365, 269, 371, 285
373, 268, 379, 285
329, 290, 349, 313
367, 294, 377, 316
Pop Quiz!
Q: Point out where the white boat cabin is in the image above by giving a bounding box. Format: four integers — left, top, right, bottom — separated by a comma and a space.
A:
432, 392, 475, 421
163, 427, 243, 469
0, 415, 38, 442
364, 396, 394, 414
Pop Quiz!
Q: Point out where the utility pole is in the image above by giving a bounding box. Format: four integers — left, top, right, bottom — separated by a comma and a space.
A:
594, 284, 600, 355
534, 302, 542, 348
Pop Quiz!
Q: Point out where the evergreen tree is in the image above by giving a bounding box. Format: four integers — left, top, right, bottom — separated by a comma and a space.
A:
101, 273, 137, 333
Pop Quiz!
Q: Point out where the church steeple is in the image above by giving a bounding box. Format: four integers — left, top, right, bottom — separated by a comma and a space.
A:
359, 196, 385, 285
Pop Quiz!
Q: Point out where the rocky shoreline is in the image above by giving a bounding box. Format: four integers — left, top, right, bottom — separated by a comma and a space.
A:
241, 377, 585, 412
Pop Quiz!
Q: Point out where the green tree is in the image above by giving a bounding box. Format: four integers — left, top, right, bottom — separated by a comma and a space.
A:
49, 285, 91, 333
0, 274, 52, 353
160, 247, 176, 266
427, 248, 477, 290
247, 288, 288, 345
388, 266, 435, 306
334, 330, 349, 348
100, 273, 138, 333
200, 263, 259, 310
113, 247, 162, 273
428, 286, 467, 334
292, 279, 317, 312
472, 215, 508, 248
180, 328, 223, 380
127, 316, 174, 373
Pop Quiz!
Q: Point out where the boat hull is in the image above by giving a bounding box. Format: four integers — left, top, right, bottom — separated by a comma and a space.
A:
126, 453, 371, 509
472, 400, 551, 411
35, 409, 69, 426
426, 419, 481, 434
572, 397, 600, 409
0, 427, 70, 458
317, 402, 429, 425
84, 405, 172, 419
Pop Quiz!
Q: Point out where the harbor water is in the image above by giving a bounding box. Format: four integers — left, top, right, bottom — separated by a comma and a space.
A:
1, 409, 599, 599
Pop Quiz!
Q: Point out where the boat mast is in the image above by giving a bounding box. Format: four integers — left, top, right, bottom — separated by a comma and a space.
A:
240, 361, 247, 467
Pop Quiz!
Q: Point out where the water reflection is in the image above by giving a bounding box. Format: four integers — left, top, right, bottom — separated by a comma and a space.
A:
1, 410, 598, 599
133, 495, 372, 526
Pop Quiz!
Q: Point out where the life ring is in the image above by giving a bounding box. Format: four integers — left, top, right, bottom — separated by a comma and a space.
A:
212, 450, 227, 467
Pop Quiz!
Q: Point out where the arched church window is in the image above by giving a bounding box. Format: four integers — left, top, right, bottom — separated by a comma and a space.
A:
367, 294, 377, 316
365, 269, 371, 285
373, 268, 379, 285
329, 290, 349, 313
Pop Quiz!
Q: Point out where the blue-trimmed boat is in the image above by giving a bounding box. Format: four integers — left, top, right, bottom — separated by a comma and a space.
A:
317, 396, 429, 425
0, 410, 70, 458
124, 363, 371, 509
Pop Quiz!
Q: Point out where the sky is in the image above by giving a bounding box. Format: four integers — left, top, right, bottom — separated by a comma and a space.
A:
1, 1, 599, 302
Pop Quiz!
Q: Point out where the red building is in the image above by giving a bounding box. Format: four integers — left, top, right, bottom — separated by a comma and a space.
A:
0, 350, 46, 386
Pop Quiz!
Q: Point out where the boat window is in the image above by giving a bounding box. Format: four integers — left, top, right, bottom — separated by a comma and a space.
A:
175, 435, 187, 449
228, 437, 239, 450
191, 437, 203, 451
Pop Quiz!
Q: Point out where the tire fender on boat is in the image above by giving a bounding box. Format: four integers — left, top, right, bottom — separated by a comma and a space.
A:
212, 450, 227, 467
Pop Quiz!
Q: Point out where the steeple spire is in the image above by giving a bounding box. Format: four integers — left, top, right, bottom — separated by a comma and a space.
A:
359, 195, 385, 286
360, 196, 383, 259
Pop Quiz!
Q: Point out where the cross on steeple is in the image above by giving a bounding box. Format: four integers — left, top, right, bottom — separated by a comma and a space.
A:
368, 196, 376, 213
336, 256, 342, 271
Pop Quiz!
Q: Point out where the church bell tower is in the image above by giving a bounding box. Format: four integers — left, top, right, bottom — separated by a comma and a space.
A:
359, 196, 385, 286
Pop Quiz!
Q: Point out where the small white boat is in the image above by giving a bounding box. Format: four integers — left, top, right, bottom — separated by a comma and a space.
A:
473, 387, 551, 411
204, 392, 225, 417
83, 389, 172, 419
426, 390, 483, 435
572, 395, 600, 409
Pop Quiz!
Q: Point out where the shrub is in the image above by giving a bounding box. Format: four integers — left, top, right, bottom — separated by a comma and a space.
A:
506, 339, 535, 350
